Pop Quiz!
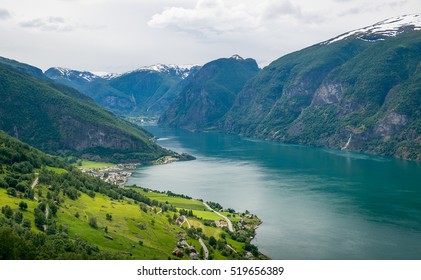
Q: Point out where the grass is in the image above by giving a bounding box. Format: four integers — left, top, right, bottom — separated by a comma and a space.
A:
142, 191, 207, 211
56, 192, 179, 259
78, 160, 117, 169
192, 209, 223, 221
45, 166, 68, 174
1, 183, 262, 260
0, 188, 41, 233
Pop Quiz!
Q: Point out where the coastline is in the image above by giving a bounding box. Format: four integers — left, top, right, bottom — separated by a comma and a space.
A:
80, 160, 267, 260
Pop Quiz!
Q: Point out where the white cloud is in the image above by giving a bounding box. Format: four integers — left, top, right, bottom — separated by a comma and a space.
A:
0, 8, 11, 19
148, 0, 259, 36
147, 0, 314, 36
19, 16, 105, 32
20, 17, 76, 32
1, 0, 419, 72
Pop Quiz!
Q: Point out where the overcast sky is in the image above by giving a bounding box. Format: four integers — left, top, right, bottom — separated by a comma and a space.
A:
0, 0, 419, 73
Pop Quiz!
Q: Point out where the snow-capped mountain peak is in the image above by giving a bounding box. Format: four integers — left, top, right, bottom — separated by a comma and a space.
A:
118, 63, 199, 79
325, 14, 421, 44
46, 63, 200, 81
46, 67, 100, 82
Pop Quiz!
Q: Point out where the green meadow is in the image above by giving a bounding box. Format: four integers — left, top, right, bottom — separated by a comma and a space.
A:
1, 183, 265, 260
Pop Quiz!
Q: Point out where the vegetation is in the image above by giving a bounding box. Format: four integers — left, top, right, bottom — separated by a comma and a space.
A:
0, 59, 173, 163
45, 65, 200, 117
0, 130, 266, 260
220, 31, 421, 160
160, 56, 260, 130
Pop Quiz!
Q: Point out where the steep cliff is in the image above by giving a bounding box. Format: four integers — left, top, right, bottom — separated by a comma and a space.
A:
223, 15, 421, 160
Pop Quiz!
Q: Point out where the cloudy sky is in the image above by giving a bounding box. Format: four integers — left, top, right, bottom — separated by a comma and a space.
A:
0, 0, 419, 73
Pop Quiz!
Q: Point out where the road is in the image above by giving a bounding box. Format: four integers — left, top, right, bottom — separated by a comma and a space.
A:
203, 202, 234, 232
182, 216, 209, 260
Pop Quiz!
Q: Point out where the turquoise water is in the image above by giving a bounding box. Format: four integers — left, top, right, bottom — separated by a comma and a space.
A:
126, 126, 421, 259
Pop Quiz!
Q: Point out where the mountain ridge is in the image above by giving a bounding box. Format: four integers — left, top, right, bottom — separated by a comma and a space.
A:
0, 59, 173, 162
45, 64, 201, 116
221, 16, 421, 161
159, 55, 260, 130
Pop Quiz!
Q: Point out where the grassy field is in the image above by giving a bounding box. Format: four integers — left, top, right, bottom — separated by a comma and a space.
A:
1, 184, 265, 260
78, 160, 117, 169
45, 166, 68, 174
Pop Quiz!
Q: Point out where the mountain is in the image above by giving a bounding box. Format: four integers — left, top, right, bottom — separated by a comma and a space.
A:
223, 15, 421, 161
45, 64, 200, 116
0, 59, 173, 162
159, 55, 260, 130
0, 56, 45, 80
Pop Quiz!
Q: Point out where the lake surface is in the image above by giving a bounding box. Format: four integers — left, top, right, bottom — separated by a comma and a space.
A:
127, 126, 421, 259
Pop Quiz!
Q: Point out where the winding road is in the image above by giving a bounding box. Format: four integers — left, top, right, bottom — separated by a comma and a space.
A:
203, 202, 234, 232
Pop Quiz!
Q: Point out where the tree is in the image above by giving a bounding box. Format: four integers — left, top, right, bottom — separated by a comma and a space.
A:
34, 208, 46, 231
2, 205, 14, 219
106, 213, 112, 221
89, 217, 98, 229
16, 182, 28, 192
0, 179, 9, 189
209, 236, 217, 247
12, 161, 34, 174
6, 187, 16, 197
46, 222, 57, 235
14, 211, 23, 224
19, 201, 28, 211
49, 202, 58, 216
22, 219, 31, 229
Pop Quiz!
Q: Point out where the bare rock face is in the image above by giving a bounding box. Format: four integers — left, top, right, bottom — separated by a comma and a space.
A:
312, 83, 343, 106
374, 112, 409, 140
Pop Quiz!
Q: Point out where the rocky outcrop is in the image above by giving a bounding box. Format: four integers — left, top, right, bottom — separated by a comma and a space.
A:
374, 112, 409, 140
311, 83, 343, 106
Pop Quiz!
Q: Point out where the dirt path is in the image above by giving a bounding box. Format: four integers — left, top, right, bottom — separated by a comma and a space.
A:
30, 174, 39, 190
203, 202, 234, 232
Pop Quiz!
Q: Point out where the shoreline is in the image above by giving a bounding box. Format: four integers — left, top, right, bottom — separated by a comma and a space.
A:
80, 161, 267, 259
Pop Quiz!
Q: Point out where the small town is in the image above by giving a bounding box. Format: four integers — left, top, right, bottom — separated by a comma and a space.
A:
80, 164, 139, 188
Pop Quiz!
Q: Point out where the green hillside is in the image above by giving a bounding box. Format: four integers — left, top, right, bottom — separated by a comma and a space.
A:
0, 131, 266, 260
223, 30, 421, 160
45, 66, 200, 117
0, 60, 172, 163
159, 56, 259, 130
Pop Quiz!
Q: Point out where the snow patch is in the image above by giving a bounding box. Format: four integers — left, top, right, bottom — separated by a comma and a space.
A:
119, 63, 199, 79
230, 54, 244, 60
323, 14, 421, 45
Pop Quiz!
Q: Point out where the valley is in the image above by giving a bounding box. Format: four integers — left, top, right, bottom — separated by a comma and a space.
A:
0, 13, 420, 261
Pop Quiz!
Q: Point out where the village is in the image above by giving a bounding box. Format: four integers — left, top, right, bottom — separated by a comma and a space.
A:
80, 163, 138, 188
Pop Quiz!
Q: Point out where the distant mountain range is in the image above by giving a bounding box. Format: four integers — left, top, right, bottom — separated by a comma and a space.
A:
45, 64, 200, 116
4, 14, 419, 161
0, 57, 174, 162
